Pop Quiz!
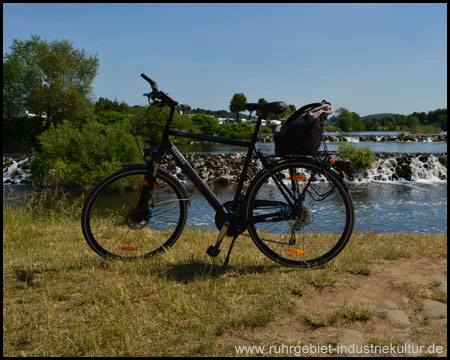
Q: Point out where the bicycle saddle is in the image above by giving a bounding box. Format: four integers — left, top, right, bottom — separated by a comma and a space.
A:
244, 101, 287, 115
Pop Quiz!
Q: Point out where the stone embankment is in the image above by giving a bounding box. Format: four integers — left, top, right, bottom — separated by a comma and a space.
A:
258, 134, 447, 143
4, 152, 447, 185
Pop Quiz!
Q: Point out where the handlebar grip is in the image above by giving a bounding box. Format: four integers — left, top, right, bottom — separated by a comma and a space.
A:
140, 73, 158, 91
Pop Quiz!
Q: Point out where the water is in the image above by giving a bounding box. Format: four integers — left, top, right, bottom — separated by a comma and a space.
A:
176, 139, 447, 155
4, 178, 446, 234
3, 136, 447, 234
182, 181, 447, 234
324, 131, 447, 136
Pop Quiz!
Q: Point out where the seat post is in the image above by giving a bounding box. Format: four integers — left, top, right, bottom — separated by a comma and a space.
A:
250, 114, 264, 145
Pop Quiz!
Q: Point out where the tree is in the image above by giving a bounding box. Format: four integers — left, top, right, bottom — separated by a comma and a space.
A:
191, 113, 219, 135
3, 35, 49, 144
336, 107, 353, 132
95, 97, 130, 114
350, 112, 365, 131
176, 104, 191, 115
3, 35, 99, 142
407, 116, 420, 129
229, 93, 247, 123
282, 104, 297, 119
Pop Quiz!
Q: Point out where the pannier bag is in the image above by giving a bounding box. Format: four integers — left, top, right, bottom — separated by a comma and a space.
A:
274, 100, 333, 155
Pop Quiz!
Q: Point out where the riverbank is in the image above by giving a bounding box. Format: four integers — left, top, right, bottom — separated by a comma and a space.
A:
4, 152, 447, 185
3, 206, 447, 356
258, 134, 448, 143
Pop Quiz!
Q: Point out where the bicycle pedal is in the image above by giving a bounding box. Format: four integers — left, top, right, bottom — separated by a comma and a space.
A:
206, 245, 221, 257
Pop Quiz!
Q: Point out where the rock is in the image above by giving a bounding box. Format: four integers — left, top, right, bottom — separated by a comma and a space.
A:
385, 310, 410, 327
338, 329, 365, 348
439, 280, 447, 294
3, 158, 13, 166
407, 273, 428, 285
383, 300, 399, 310
217, 175, 234, 185
422, 300, 447, 318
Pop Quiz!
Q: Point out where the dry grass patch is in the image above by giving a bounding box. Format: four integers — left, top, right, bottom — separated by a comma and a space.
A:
3, 205, 447, 356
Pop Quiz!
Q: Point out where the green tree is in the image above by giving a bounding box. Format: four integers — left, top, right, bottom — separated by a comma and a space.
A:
350, 112, 365, 131
229, 93, 247, 123
407, 116, 420, 129
3, 35, 99, 141
3, 36, 49, 145
191, 113, 219, 135
282, 104, 297, 119
95, 110, 128, 125
95, 97, 130, 114
363, 117, 379, 131
336, 108, 353, 132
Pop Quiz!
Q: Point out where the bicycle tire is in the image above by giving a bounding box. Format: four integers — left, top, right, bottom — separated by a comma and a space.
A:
244, 157, 354, 267
81, 166, 188, 259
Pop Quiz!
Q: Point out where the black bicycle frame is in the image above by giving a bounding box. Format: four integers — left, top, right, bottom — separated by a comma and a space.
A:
161, 111, 266, 218
139, 105, 300, 226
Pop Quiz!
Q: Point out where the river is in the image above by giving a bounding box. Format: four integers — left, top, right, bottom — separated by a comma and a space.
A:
3, 134, 447, 234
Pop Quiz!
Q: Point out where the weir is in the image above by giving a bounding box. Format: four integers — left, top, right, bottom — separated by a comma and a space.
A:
3, 153, 447, 185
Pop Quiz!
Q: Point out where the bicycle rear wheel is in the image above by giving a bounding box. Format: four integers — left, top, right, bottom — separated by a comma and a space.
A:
81, 166, 188, 259
245, 158, 354, 267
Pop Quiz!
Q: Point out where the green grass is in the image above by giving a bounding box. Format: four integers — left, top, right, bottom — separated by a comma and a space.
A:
3, 205, 447, 356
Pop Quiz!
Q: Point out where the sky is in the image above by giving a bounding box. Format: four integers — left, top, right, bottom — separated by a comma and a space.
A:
3, 3, 447, 116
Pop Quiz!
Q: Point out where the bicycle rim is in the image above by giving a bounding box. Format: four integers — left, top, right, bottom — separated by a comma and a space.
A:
82, 168, 188, 259
246, 159, 354, 267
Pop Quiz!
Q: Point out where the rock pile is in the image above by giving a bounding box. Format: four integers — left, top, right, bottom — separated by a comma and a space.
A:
259, 134, 447, 143
160, 152, 261, 184
3, 152, 447, 185
3, 155, 33, 184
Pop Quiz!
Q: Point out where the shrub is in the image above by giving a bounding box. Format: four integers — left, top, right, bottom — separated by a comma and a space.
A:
217, 122, 254, 140
324, 124, 342, 132
260, 126, 272, 134
398, 132, 414, 141
336, 143, 375, 171
31, 118, 142, 189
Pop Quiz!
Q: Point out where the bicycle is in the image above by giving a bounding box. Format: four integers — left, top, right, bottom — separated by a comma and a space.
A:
81, 74, 355, 267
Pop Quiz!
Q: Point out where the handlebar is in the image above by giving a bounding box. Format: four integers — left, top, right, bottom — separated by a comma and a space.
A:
140, 73, 158, 92
141, 73, 178, 107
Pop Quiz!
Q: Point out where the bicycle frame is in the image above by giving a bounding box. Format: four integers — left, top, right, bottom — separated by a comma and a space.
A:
138, 103, 334, 232
149, 105, 268, 220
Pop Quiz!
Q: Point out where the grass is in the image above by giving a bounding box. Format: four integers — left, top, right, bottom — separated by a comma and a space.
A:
3, 203, 447, 356
303, 301, 376, 328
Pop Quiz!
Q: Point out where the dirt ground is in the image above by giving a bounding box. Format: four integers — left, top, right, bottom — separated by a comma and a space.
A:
217, 256, 447, 357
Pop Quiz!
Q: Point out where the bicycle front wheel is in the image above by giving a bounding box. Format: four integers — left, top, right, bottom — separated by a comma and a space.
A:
245, 158, 354, 267
81, 166, 188, 259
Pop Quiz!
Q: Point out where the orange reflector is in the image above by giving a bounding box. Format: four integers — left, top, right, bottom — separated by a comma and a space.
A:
330, 155, 336, 165
286, 175, 307, 181
139, 180, 158, 188
286, 249, 308, 255
119, 246, 139, 252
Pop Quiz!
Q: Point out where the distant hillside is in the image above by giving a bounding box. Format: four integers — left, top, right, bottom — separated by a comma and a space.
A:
361, 113, 396, 120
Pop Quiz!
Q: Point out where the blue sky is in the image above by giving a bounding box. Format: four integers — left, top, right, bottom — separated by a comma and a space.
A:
3, 3, 447, 116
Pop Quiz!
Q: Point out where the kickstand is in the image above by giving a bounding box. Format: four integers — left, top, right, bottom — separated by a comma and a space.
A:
222, 234, 239, 268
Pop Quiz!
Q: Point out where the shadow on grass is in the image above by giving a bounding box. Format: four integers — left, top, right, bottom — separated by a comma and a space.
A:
161, 260, 279, 284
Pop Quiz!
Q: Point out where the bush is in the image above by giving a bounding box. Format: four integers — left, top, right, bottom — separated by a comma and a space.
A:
324, 124, 342, 132
216, 122, 255, 140
398, 132, 414, 141
31, 118, 142, 189
260, 126, 272, 134
336, 143, 375, 171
